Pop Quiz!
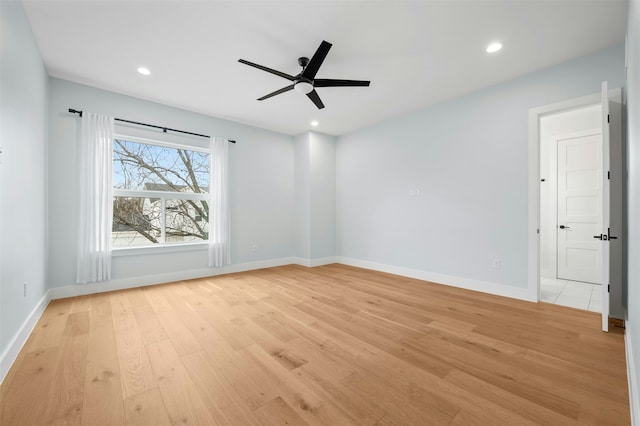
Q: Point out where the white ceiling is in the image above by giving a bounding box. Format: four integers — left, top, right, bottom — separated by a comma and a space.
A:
22, 0, 628, 136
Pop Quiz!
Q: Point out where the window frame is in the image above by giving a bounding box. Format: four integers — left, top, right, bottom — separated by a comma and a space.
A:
111, 133, 211, 253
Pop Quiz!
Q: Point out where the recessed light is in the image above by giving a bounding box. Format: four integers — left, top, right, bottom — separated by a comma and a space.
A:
310, 120, 319, 127
137, 67, 151, 76
486, 42, 503, 53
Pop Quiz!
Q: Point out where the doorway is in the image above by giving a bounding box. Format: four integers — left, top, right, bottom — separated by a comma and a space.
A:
528, 84, 623, 331
539, 106, 603, 311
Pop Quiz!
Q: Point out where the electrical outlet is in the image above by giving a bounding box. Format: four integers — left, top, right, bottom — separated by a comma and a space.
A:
492, 259, 501, 269
251, 243, 258, 252
23, 282, 27, 298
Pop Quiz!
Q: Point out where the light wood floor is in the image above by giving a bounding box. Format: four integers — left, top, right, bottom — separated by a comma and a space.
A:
0, 264, 630, 425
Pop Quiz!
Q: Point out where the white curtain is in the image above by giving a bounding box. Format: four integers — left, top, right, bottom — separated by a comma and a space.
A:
76, 112, 114, 283
209, 137, 231, 267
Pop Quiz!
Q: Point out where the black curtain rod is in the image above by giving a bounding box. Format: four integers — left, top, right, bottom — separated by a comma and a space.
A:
68, 108, 236, 143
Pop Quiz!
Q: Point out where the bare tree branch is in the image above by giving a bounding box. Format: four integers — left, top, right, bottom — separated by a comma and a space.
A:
112, 139, 210, 245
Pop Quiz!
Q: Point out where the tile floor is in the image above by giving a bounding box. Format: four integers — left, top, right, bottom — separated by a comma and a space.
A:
540, 277, 602, 312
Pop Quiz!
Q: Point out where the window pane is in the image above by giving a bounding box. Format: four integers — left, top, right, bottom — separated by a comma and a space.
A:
112, 196, 160, 247
165, 199, 209, 244
113, 139, 209, 193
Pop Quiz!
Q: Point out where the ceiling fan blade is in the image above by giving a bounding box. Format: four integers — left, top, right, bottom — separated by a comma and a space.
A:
238, 59, 295, 81
314, 79, 370, 88
257, 85, 294, 101
301, 40, 332, 80
306, 90, 325, 109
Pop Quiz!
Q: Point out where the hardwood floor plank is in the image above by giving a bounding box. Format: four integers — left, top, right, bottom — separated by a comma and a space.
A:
63, 311, 90, 337
81, 320, 125, 425
578, 399, 631, 425
114, 327, 157, 399
26, 299, 72, 352
444, 368, 580, 425
252, 396, 309, 426
145, 339, 218, 425
259, 295, 319, 326
155, 309, 203, 356
139, 326, 168, 346
1, 346, 61, 425
126, 290, 169, 345
43, 334, 89, 425
89, 293, 115, 325
242, 300, 304, 342
341, 370, 459, 425
405, 331, 583, 419
197, 305, 256, 350
70, 296, 92, 313
243, 344, 354, 425
110, 291, 138, 332
296, 366, 386, 425
522, 349, 629, 401
232, 279, 272, 301
228, 310, 309, 370
289, 336, 357, 383
142, 286, 173, 313
198, 336, 282, 411
448, 408, 528, 426
123, 388, 172, 426
182, 350, 260, 426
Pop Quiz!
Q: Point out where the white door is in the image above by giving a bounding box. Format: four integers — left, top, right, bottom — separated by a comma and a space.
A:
599, 81, 611, 332
556, 130, 604, 284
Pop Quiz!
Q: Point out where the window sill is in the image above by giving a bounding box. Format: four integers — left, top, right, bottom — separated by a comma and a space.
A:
112, 242, 207, 257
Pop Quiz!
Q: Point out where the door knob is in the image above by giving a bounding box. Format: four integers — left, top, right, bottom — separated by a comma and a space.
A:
559, 225, 570, 229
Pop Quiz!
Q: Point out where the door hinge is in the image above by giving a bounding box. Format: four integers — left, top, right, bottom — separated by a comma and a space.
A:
607, 114, 610, 123
608, 171, 610, 179
608, 285, 610, 293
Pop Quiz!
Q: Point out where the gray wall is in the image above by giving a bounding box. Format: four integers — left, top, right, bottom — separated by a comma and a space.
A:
309, 132, 337, 260
294, 131, 337, 261
336, 44, 626, 291
626, 0, 640, 402
294, 133, 311, 259
0, 0, 49, 362
48, 78, 296, 289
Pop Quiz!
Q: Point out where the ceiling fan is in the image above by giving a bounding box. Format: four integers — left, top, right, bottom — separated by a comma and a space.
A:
238, 40, 370, 109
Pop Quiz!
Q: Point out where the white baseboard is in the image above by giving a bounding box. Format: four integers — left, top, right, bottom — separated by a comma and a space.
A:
48, 257, 300, 300
626, 318, 639, 425
292, 256, 338, 267
50, 256, 532, 303
0, 292, 50, 385
337, 257, 537, 302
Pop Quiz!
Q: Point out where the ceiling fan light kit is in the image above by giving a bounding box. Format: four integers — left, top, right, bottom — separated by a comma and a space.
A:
238, 40, 370, 109
294, 80, 314, 95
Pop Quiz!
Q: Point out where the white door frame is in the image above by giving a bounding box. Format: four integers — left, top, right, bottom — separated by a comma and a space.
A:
600, 81, 611, 332
528, 89, 620, 310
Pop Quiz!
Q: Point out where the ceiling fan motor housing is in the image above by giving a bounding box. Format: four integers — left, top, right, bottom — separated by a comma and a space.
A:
238, 40, 370, 109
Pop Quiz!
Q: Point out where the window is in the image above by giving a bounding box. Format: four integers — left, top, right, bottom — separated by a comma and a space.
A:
112, 137, 210, 248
